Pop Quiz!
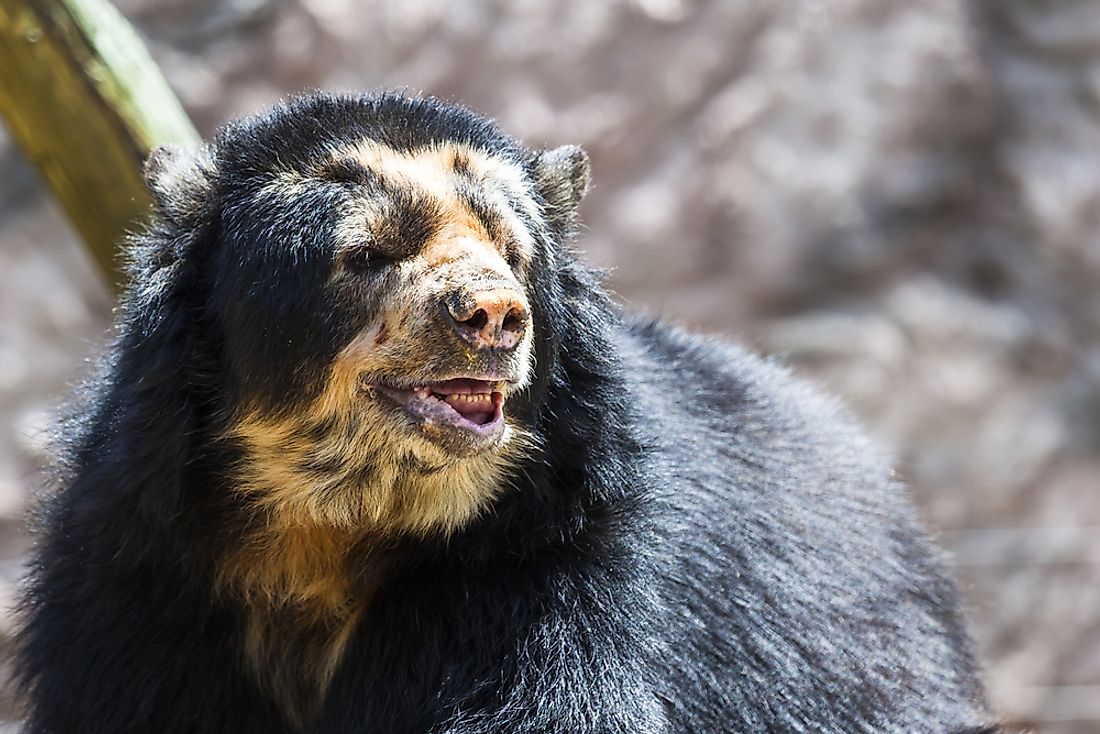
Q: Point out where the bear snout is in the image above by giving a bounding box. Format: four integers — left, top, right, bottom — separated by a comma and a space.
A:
441, 285, 529, 351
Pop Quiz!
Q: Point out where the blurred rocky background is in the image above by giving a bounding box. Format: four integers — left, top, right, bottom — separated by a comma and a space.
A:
2, 0, 1099, 731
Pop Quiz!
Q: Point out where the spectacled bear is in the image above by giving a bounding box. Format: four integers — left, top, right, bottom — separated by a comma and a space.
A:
16, 92, 1000, 733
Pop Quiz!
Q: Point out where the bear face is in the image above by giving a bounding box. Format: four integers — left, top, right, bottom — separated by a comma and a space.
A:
216, 143, 542, 537
143, 95, 588, 539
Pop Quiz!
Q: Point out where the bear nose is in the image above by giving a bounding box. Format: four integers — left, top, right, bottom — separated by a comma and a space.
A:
444, 288, 529, 351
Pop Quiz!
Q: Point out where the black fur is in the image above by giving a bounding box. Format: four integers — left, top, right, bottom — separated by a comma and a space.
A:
17, 92, 999, 733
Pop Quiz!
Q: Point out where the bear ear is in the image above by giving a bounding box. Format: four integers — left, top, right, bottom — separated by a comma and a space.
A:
143, 144, 215, 226
531, 144, 590, 227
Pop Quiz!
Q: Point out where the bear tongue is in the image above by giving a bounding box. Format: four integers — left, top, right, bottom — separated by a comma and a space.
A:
445, 397, 494, 423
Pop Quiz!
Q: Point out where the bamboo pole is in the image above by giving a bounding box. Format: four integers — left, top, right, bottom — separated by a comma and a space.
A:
0, 0, 199, 288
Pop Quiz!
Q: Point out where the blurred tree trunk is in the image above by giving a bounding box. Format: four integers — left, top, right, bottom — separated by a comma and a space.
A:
0, 0, 199, 289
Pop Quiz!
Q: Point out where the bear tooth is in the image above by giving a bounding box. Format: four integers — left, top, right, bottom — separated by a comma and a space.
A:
442, 393, 494, 403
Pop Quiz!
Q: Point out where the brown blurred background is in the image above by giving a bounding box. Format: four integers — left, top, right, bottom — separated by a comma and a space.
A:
2, 0, 1099, 731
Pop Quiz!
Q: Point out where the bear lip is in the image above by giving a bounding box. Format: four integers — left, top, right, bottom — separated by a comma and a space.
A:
372, 377, 507, 443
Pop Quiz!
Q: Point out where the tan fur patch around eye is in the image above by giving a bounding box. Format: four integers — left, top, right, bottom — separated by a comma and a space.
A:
335, 141, 537, 263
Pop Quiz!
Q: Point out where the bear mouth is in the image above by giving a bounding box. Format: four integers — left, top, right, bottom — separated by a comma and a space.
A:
373, 377, 507, 447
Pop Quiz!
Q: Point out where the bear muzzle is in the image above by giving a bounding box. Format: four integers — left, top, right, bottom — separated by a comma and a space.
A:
441, 285, 529, 352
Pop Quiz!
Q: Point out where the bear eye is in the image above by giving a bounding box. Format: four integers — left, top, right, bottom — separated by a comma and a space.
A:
338, 246, 378, 275
338, 245, 388, 276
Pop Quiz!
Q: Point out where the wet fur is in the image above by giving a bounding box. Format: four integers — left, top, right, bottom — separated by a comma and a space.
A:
16, 92, 1000, 733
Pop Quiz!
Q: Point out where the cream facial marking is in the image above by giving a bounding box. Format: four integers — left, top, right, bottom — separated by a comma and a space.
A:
329, 141, 539, 264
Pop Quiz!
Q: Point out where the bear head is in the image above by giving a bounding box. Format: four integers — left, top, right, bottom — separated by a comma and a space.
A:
139, 92, 591, 537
